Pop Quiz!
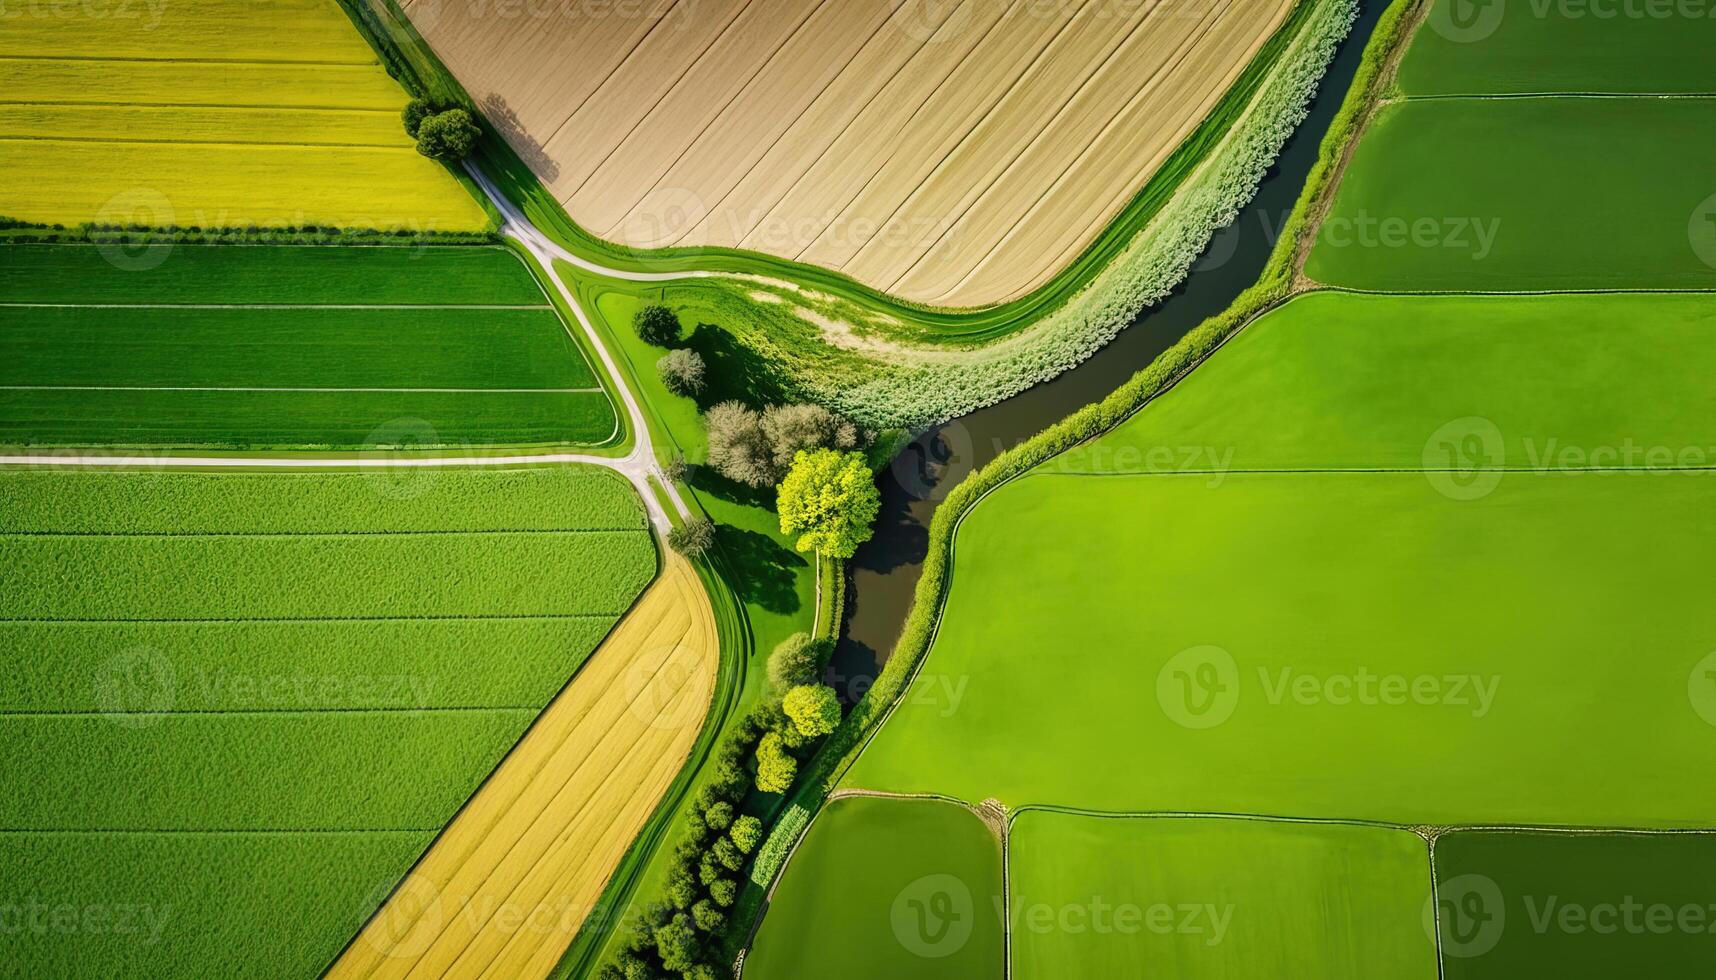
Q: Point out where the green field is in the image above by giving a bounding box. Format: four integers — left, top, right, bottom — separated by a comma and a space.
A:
846, 289, 1716, 825
1305, 98, 1716, 290
0, 0, 486, 229
847, 467, 1716, 825
1400, 0, 1716, 95
0, 467, 653, 978
0, 245, 618, 448
743, 796, 1004, 980
1435, 831, 1716, 977
1072, 290, 1716, 470
1010, 813, 1436, 980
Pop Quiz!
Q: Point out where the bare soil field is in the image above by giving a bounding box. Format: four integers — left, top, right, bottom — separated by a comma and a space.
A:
406, 0, 1293, 305
328, 552, 718, 980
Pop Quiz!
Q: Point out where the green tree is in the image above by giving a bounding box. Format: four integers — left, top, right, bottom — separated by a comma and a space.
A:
654, 914, 699, 973
656, 349, 706, 397
401, 97, 434, 138
776, 449, 881, 558
754, 731, 797, 793
730, 814, 763, 854
766, 632, 830, 691
701, 801, 733, 831
782, 684, 841, 738
711, 836, 743, 872
665, 867, 698, 910
690, 899, 725, 934
414, 109, 480, 161
633, 304, 681, 346
708, 877, 737, 907
667, 517, 715, 558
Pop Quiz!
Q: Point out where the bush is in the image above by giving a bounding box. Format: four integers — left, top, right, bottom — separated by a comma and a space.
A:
754, 731, 797, 793
777, 449, 881, 558
704, 401, 866, 488
654, 914, 699, 973
691, 899, 725, 934
730, 815, 763, 854
760, 403, 858, 471
702, 801, 733, 831
657, 349, 707, 397
711, 837, 743, 872
703, 402, 776, 488
401, 97, 434, 138
663, 452, 689, 483
634, 304, 681, 347
782, 684, 842, 738
767, 632, 831, 691
749, 804, 810, 887
415, 108, 480, 161
668, 518, 715, 558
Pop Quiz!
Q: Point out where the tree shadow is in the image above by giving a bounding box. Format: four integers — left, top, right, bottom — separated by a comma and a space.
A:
689, 463, 774, 511
684, 322, 791, 410
480, 93, 559, 182
713, 525, 804, 616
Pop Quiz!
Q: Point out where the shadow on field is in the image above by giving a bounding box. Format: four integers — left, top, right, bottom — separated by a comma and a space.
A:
685, 323, 791, 410
713, 525, 804, 616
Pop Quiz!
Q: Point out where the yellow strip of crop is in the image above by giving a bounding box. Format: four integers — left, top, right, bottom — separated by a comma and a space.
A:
328, 551, 718, 980
0, 0, 488, 230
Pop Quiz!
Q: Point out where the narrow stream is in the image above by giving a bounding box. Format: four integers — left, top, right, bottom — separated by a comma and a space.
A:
829, 0, 1386, 696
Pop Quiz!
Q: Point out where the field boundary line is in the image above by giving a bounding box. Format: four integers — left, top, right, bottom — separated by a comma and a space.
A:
0, 827, 438, 835
0, 302, 552, 310
0, 526, 637, 537
1318, 285, 1716, 297
0, 385, 598, 394
1032, 464, 1716, 478
0, 134, 406, 149
0, 54, 372, 67
1002, 804, 1716, 836
0, 706, 542, 717
0, 99, 400, 112
0, 613, 629, 624
1397, 91, 1716, 101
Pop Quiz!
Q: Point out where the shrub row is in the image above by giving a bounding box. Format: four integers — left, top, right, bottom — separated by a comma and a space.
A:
811, 0, 1359, 428
598, 699, 833, 980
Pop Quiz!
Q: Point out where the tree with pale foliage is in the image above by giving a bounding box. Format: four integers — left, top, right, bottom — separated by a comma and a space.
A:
754, 731, 797, 793
782, 683, 841, 738
776, 449, 880, 559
